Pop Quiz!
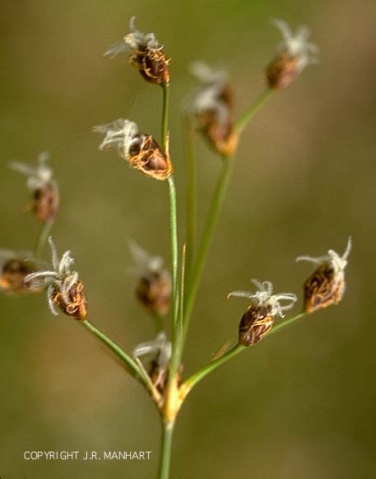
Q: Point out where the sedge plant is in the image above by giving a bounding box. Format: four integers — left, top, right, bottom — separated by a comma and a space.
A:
0, 17, 351, 479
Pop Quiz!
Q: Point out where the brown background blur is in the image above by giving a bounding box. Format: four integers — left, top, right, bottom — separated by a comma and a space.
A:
0, 1, 375, 478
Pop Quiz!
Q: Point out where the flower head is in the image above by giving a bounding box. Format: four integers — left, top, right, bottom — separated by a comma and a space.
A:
24, 237, 87, 320
296, 237, 351, 313
129, 240, 171, 316
189, 61, 237, 156
0, 249, 38, 294
9, 152, 59, 223
94, 119, 172, 180
104, 17, 170, 86
228, 279, 298, 346
133, 332, 172, 392
266, 18, 319, 89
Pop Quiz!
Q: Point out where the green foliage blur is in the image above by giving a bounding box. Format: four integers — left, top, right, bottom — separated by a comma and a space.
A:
1, 0, 375, 478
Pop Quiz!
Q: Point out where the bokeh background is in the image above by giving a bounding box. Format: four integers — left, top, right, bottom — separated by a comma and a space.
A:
1, 0, 375, 478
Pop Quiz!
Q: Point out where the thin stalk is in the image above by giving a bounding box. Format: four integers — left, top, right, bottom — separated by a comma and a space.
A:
269, 310, 305, 336
168, 245, 186, 384
34, 221, 52, 258
82, 320, 153, 391
234, 88, 273, 135
158, 420, 175, 479
183, 155, 233, 339
167, 176, 179, 325
161, 83, 170, 152
160, 82, 178, 326
183, 115, 197, 280
183, 311, 306, 394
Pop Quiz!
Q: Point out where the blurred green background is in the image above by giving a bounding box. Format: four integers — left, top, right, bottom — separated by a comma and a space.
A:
1, 0, 375, 478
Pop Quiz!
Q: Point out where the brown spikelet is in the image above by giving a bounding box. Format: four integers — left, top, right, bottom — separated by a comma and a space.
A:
130, 47, 170, 86
0, 259, 38, 294
52, 280, 88, 321
238, 304, 274, 346
302, 263, 345, 313
129, 134, 172, 180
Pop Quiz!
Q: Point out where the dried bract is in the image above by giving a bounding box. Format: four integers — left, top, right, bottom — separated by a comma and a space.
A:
0, 250, 38, 294
24, 237, 87, 320
129, 240, 171, 316
296, 237, 351, 313
9, 152, 59, 223
228, 279, 297, 346
266, 18, 319, 89
94, 119, 172, 180
105, 17, 170, 86
189, 61, 238, 156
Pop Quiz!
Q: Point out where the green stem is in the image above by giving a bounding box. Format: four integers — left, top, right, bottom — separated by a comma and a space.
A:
168, 245, 186, 388
234, 88, 273, 135
183, 154, 234, 339
34, 221, 52, 258
158, 420, 175, 479
161, 83, 170, 152
183, 311, 306, 393
269, 310, 305, 336
82, 320, 153, 391
167, 176, 179, 325
183, 115, 196, 280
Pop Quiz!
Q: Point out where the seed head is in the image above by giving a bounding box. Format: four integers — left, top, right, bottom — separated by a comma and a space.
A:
104, 17, 170, 86
129, 240, 171, 316
24, 237, 87, 320
0, 250, 38, 294
133, 332, 172, 392
94, 119, 172, 180
296, 237, 351, 313
266, 18, 319, 89
189, 61, 238, 156
9, 152, 59, 223
228, 279, 298, 346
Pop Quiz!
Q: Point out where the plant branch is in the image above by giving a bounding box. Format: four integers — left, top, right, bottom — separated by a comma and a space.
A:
183, 154, 234, 340
82, 320, 154, 392
182, 311, 306, 395
234, 88, 273, 135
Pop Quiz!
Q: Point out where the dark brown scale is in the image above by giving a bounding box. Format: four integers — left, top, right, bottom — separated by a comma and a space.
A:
52, 280, 88, 320
0, 259, 37, 293
238, 304, 274, 346
303, 263, 343, 313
